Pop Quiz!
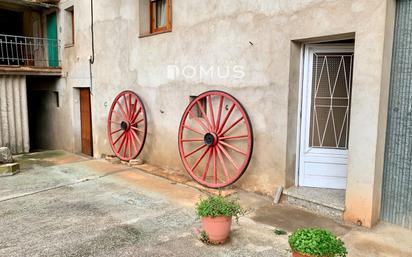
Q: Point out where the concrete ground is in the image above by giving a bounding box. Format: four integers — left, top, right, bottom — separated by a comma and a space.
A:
0, 151, 411, 257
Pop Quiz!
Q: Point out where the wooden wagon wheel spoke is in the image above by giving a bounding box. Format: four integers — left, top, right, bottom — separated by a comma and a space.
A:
110, 120, 122, 125
130, 129, 142, 145
112, 111, 124, 121
218, 144, 239, 170
216, 146, 230, 181
191, 146, 210, 171
130, 132, 139, 154
188, 110, 209, 132
178, 91, 253, 188
219, 135, 249, 140
216, 95, 224, 131
181, 138, 204, 142
131, 118, 145, 127
131, 105, 142, 123
123, 133, 130, 157
116, 100, 128, 121
202, 148, 213, 180
111, 127, 123, 135
183, 125, 204, 135
132, 126, 145, 133
108, 91, 147, 161
184, 144, 207, 158
128, 94, 133, 118
123, 95, 130, 118
213, 147, 217, 184
117, 133, 128, 153
219, 141, 247, 156
197, 101, 213, 130
219, 116, 244, 136
113, 131, 126, 145
207, 95, 216, 130
218, 103, 235, 134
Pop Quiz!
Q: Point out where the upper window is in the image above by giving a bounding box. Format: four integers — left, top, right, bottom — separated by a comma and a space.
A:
150, 0, 171, 33
139, 0, 171, 36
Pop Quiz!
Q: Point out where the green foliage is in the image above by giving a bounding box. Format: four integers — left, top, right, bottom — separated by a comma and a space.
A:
195, 195, 245, 221
199, 230, 210, 244
288, 228, 347, 257
198, 230, 222, 245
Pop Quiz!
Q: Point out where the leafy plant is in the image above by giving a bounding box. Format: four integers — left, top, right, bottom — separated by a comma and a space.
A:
199, 230, 210, 244
196, 195, 245, 222
288, 228, 347, 257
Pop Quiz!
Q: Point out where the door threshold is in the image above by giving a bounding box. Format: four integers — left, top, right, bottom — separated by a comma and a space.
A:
283, 186, 346, 220
284, 186, 345, 210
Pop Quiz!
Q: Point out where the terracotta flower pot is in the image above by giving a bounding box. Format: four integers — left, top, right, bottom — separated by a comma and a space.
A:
292, 252, 327, 257
201, 216, 232, 244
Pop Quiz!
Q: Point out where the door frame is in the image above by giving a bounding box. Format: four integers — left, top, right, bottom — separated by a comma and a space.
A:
296, 43, 354, 188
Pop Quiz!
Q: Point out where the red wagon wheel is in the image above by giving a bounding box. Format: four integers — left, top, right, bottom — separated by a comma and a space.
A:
178, 91, 253, 188
108, 90, 147, 161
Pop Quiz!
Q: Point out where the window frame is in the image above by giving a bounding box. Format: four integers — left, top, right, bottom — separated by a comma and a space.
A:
70, 8, 74, 44
64, 6, 75, 47
149, 0, 172, 34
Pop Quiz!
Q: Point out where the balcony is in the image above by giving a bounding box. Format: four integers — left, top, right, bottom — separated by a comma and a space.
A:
0, 33, 61, 76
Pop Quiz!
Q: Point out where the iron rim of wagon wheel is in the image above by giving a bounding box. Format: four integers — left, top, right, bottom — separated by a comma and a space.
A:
107, 90, 147, 161
178, 90, 253, 189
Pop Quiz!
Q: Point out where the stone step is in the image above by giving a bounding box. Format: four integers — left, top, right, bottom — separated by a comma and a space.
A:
0, 163, 20, 176
283, 186, 345, 220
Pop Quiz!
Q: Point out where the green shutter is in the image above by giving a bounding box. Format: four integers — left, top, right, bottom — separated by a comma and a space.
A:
46, 12, 59, 67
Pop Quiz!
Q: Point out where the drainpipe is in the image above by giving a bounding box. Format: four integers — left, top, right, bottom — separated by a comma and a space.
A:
89, 0, 95, 95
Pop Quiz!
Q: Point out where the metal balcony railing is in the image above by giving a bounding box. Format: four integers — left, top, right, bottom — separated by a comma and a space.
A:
0, 34, 60, 68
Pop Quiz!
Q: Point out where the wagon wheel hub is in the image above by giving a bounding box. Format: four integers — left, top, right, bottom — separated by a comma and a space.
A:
121, 121, 130, 131
204, 132, 218, 146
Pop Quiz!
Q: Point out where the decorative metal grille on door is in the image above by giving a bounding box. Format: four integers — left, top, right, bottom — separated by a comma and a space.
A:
309, 53, 354, 149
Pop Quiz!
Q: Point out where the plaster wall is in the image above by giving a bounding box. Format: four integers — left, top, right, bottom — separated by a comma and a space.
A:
56, 0, 394, 226
345, 0, 396, 228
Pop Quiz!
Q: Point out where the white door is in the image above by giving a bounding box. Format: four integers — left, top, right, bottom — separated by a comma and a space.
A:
299, 44, 354, 189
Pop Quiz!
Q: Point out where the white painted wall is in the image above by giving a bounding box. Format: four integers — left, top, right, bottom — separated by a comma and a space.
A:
52, 0, 395, 227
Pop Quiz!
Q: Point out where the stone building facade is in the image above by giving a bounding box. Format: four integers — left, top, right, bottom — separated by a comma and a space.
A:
1, 0, 411, 229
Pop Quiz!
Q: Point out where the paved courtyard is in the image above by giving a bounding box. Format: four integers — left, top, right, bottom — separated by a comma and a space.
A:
0, 151, 411, 257
0, 151, 290, 257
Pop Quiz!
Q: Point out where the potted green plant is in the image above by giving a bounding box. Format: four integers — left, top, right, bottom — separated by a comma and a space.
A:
195, 195, 244, 244
288, 228, 347, 257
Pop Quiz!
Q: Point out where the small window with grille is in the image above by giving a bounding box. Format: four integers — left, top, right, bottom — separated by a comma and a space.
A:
190, 96, 207, 118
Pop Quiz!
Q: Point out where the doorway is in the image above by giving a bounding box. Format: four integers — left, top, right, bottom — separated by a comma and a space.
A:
298, 44, 354, 189
0, 9, 23, 66
79, 88, 93, 156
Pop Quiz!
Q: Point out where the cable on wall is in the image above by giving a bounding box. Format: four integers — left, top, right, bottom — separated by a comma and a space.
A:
89, 0, 95, 95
